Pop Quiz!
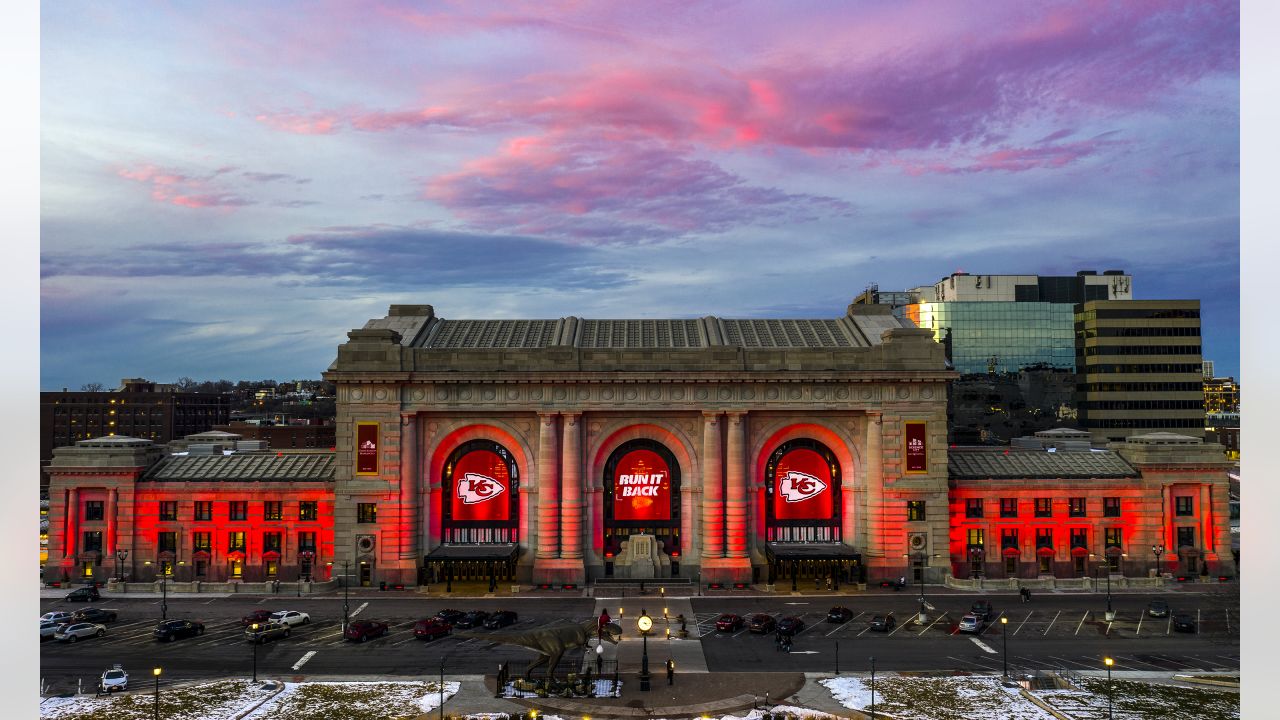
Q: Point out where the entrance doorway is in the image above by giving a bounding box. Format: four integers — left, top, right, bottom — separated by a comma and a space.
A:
359, 561, 372, 587
1074, 556, 1086, 576
1038, 556, 1051, 574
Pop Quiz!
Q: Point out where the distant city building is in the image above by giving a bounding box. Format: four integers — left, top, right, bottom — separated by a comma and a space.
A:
1203, 376, 1239, 414
1205, 413, 1240, 460
211, 421, 336, 450
1074, 299, 1205, 442
1202, 360, 1215, 379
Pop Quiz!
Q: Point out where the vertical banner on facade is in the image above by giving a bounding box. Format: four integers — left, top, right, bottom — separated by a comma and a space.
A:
355, 422, 380, 475
612, 448, 672, 521
904, 421, 927, 473
773, 447, 835, 520
451, 449, 511, 521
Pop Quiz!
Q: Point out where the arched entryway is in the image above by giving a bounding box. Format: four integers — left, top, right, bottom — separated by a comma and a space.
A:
762, 437, 857, 589
425, 439, 521, 591
601, 439, 682, 577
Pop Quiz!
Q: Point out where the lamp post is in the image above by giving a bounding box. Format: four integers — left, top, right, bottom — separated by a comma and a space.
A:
969, 547, 984, 579
115, 548, 128, 583
869, 656, 876, 719
834, 639, 839, 675
152, 667, 162, 720
1000, 616, 1009, 679
1104, 656, 1114, 719
902, 552, 939, 623
637, 609, 653, 691
160, 565, 168, 621
342, 560, 351, 631
1152, 544, 1164, 578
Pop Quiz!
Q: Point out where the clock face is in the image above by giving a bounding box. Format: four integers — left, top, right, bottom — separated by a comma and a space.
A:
638, 616, 653, 632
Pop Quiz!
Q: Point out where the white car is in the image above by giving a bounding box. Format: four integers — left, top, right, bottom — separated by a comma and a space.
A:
958, 613, 983, 634
269, 610, 310, 627
55, 622, 106, 642
41, 611, 74, 624
99, 665, 128, 692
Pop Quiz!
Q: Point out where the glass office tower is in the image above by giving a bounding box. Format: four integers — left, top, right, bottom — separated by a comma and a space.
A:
900, 302, 1075, 375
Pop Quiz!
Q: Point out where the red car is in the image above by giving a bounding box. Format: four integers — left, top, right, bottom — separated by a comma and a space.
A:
344, 620, 389, 642
715, 613, 744, 632
414, 617, 452, 641
241, 610, 275, 626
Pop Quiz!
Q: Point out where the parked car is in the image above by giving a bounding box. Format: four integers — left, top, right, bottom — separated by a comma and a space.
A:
776, 616, 806, 635
484, 611, 518, 629
269, 610, 310, 627
1146, 599, 1170, 618
826, 606, 854, 623
958, 613, 983, 634
868, 614, 896, 632
40, 620, 62, 641
747, 614, 776, 634
245, 621, 291, 644
434, 609, 467, 625
414, 618, 453, 641
55, 622, 106, 642
970, 599, 995, 621
453, 610, 490, 629
241, 609, 275, 626
41, 611, 74, 624
65, 587, 100, 602
153, 619, 204, 642
344, 620, 389, 642
72, 608, 118, 624
715, 613, 745, 632
99, 665, 128, 693
1172, 614, 1197, 633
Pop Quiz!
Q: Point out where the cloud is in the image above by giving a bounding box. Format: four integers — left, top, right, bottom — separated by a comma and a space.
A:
243, 171, 311, 184
115, 162, 318, 210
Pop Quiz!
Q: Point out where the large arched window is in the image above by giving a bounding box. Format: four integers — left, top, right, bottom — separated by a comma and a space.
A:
442, 440, 520, 544
602, 439, 682, 558
764, 438, 842, 543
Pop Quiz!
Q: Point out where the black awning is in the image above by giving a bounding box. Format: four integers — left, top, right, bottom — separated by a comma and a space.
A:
765, 542, 862, 562
424, 543, 519, 563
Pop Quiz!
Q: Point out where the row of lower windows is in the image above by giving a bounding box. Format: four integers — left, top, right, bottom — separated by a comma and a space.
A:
83, 530, 320, 555
80, 500, 373, 523
964, 526, 1200, 550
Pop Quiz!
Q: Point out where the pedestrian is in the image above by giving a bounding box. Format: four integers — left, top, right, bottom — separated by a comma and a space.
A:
678, 613, 687, 636
775, 631, 783, 651
666, 659, 674, 685
826, 576, 833, 591
598, 609, 611, 640
815, 576, 821, 590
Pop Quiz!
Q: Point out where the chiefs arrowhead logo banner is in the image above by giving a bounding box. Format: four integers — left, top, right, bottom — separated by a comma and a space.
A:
772, 447, 835, 520
355, 422, 379, 475
905, 421, 927, 473
451, 449, 511, 521
458, 472, 506, 504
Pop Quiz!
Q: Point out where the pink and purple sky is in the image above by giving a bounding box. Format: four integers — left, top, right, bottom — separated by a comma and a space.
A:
40, 0, 1240, 388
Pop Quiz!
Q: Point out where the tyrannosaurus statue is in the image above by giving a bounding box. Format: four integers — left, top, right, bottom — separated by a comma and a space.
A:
456, 618, 622, 679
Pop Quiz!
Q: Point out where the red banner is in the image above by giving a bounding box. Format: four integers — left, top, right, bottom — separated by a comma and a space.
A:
772, 447, 835, 520
905, 421, 927, 473
451, 450, 511, 521
355, 422, 379, 475
612, 448, 672, 522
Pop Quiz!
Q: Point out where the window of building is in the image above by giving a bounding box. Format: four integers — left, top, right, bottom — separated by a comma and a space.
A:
906, 501, 925, 522
83, 530, 103, 553
1036, 528, 1053, 548
229, 501, 248, 521
1105, 527, 1123, 549
298, 531, 316, 552
263, 532, 281, 553
264, 501, 282, 521
194, 559, 207, 577
357, 503, 378, 523
158, 531, 177, 553
1068, 497, 1086, 517
965, 498, 984, 518
966, 528, 984, 547
1103, 497, 1121, 518
193, 532, 211, 552
159, 501, 178, 521
82, 562, 94, 578
299, 501, 318, 521
1034, 498, 1052, 518
1070, 528, 1088, 549
194, 501, 212, 521
1000, 498, 1018, 518
228, 531, 246, 552
84, 501, 104, 521
1177, 526, 1196, 548
1175, 496, 1194, 516
265, 560, 278, 578
1001, 528, 1019, 549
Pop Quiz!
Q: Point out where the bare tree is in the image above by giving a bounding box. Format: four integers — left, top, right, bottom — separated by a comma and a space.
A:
79, 382, 105, 392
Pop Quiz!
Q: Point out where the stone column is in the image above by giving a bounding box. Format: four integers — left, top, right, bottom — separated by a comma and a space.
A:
560, 413, 583, 560
725, 412, 748, 558
1201, 484, 1214, 553
700, 412, 724, 560
106, 487, 118, 555
65, 488, 79, 558
400, 413, 418, 563
536, 413, 560, 559
1162, 485, 1174, 552
864, 412, 884, 573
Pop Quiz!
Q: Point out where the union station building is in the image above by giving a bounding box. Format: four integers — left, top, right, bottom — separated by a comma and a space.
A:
44, 303, 1236, 589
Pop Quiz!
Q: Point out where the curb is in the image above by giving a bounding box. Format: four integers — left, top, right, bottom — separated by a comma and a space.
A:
1171, 675, 1240, 688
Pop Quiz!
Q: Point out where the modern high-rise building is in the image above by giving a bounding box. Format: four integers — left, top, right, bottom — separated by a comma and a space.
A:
1074, 300, 1205, 442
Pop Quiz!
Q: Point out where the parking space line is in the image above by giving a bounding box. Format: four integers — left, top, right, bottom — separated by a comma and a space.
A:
1225, 609, 1230, 632
1166, 616, 1172, 635
1013, 611, 1033, 635
1042, 610, 1061, 636
824, 612, 864, 636
1136, 613, 1144, 636
349, 602, 368, 619
857, 625, 872, 637
1074, 611, 1089, 635
979, 611, 1004, 636
291, 650, 317, 670
1150, 653, 1196, 670
1113, 655, 1162, 670
886, 617, 908, 637
1197, 609, 1201, 634
919, 612, 949, 636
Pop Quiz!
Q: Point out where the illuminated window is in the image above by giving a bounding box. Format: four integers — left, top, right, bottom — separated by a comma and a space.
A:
299, 501, 318, 521
265, 560, 278, 578
1068, 497, 1086, 517
228, 531, 246, 552
1103, 497, 1121, 518
229, 559, 243, 578
965, 498, 984, 518
194, 501, 212, 521
1176, 526, 1195, 548
84, 501, 104, 521
159, 501, 178, 521
1175, 496, 1194, 516
966, 528, 984, 547
229, 501, 248, 521
193, 532, 211, 552
357, 503, 377, 523
1000, 498, 1018, 518
264, 501, 282, 521
1034, 498, 1052, 518
1105, 527, 1123, 548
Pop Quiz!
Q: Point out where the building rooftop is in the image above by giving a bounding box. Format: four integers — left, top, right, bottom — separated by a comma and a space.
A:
144, 452, 335, 483
949, 448, 1138, 480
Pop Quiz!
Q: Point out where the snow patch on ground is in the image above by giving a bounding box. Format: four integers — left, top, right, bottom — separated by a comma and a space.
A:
820, 677, 877, 710
822, 675, 1054, 720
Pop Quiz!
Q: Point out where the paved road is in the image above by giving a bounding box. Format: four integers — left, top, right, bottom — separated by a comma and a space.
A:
39, 587, 1237, 696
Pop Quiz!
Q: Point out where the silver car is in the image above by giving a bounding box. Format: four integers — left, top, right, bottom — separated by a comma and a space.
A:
41, 611, 74, 624
958, 613, 982, 633
40, 620, 62, 641
54, 622, 106, 642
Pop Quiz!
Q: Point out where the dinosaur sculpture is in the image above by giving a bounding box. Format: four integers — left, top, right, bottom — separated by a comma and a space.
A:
456, 618, 622, 679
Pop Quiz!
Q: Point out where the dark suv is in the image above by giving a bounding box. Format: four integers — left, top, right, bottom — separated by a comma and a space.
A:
747, 614, 776, 634
72, 608, 118, 624
153, 619, 204, 642
826, 606, 854, 623
453, 611, 490, 629
65, 587, 100, 602
970, 599, 995, 621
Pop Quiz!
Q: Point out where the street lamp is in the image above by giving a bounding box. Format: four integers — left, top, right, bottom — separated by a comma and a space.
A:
637, 609, 653, 691
160, 564, 168, 621
902, 552, 939, 623
342, 560, 351, 631
869, 656, 876, 719
250, 623, 260, 681
1104, 656, 1114, 719
115, 548, 129, 583
1000, 616, 1009, 679
1151, 544, 1164, 578
152, 667, 162, 720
